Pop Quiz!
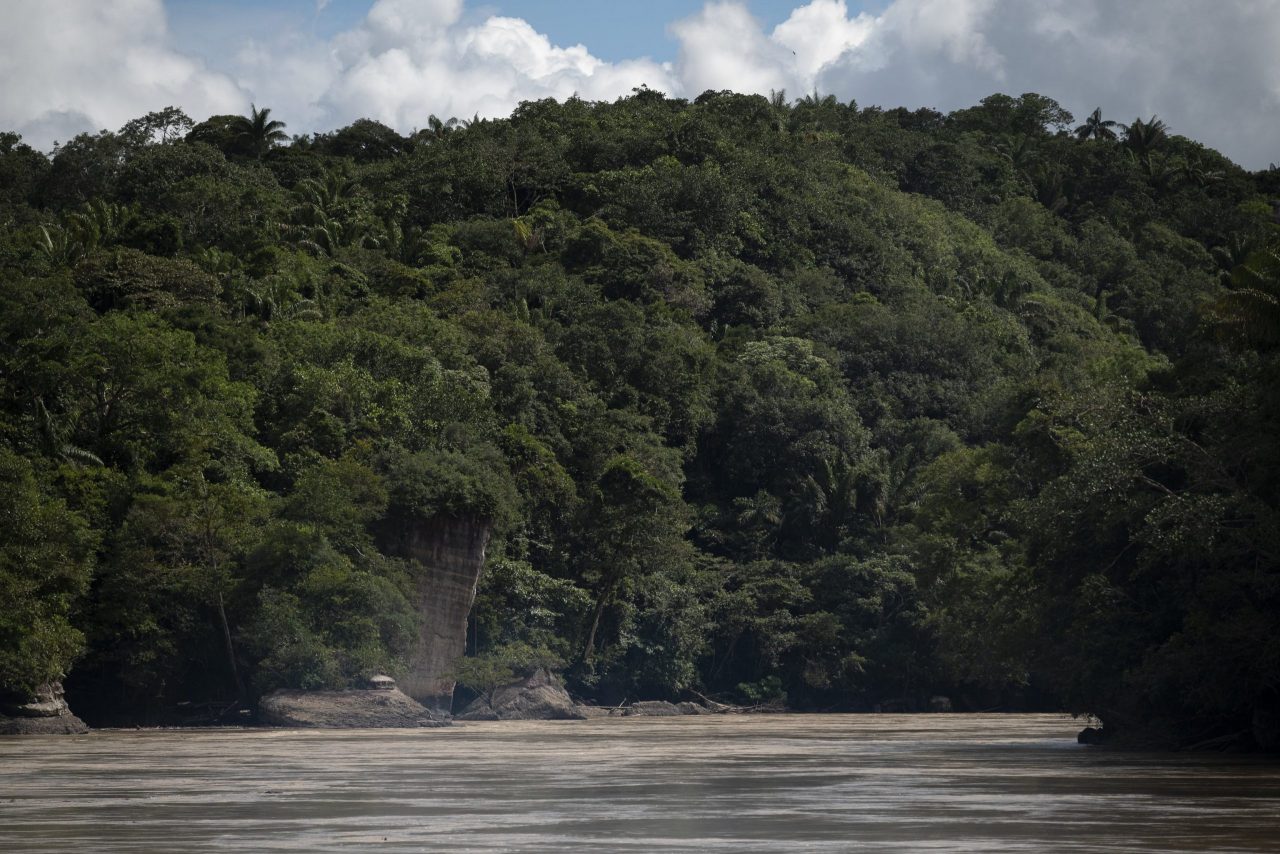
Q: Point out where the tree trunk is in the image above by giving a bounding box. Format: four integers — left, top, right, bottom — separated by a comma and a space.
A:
583, 575, 618, 665
583, 593, 606, 665
217, 592, 245, 704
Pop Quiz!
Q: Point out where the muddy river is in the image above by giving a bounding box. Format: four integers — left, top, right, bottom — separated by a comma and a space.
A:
2, 714, 1278, 852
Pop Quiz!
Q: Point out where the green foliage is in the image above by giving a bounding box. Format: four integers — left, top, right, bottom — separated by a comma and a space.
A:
283, 456, 388, 551
242, 527, 417, 693
472, 558, 591, 656
1209, 241, 1280, 348
452, 641, 567, 697
379, 444, 518, 526
74, 248, 219, 312
0, 450, 95, 697
70, 469, 270, 708
0, 91, 1273, 744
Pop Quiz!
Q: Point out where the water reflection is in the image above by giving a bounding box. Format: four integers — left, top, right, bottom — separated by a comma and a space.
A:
2, 715, 1277, 852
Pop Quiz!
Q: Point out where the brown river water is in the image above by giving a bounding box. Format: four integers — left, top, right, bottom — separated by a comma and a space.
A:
2, 714, 1278, 852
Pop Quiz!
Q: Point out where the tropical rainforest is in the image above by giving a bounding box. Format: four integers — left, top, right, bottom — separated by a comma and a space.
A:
0, 89, 1276, 748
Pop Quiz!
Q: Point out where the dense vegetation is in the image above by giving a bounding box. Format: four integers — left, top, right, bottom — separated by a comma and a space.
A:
1, 90, 1276, 746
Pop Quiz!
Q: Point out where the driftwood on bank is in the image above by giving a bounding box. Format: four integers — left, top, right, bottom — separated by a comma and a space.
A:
688, 689, 785, 714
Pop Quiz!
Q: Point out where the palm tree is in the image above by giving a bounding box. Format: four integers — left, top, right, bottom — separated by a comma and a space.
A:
768, 89, 789, 133
1179, 154, 1224, 187
1210, 243, 1280, 348
995, 133, 1040, 173
796, 87, 838, 109
244, 278, 321, 322
1074, 108, 1119, 141
1026, 161, 1071, 213
293, 168, 360, 218
1124, 115, 1169, 163
792, 88, 843, 137
423, 114, 460, 140
65, 199, 132, 251
34, 397, 103, 467
34, 224, 82, 267
1211, 234, 1257, 284
33, 200, 133, 267
233, 104, 288, 159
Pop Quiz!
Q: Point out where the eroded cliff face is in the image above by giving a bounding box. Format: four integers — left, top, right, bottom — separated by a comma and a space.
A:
0, 682, 88, 735
381, 516, 491, 714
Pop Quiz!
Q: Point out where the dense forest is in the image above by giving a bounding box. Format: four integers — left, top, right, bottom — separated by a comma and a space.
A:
1, 89, 1276, 747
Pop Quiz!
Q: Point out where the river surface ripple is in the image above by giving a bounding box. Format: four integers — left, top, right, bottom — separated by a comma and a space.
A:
2, 714, 1278, 852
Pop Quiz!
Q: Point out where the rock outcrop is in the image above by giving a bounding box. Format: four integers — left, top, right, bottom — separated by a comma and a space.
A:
258, 676, 447, 728
676, 701, 713, 715
624, 700, 682, 717
576, 700, 715, 718
381, 516, 492, 715
0, 682, 88, 735
456, 668, 586, 721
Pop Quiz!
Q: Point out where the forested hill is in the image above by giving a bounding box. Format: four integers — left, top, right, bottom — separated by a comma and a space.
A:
1, 90, 1277, 747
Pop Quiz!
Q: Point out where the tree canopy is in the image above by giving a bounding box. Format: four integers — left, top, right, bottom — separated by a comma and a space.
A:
0, 91, 1276, 747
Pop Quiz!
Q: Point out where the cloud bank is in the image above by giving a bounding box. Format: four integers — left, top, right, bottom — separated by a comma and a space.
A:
2, 0, 1277, 169
0, 0, 246, 148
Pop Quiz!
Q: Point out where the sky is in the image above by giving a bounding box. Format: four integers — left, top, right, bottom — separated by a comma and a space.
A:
3, 0, 1278, 169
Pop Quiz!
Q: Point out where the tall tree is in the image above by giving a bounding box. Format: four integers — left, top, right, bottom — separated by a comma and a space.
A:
420, 114, 460, 143
1074, 107, 1119, 141
1124, 115, 1169, 164
119, 107, 194, 147
232, 104, 288, 159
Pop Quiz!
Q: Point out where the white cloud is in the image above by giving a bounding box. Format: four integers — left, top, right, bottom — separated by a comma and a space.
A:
804, 0, 1280, 168
318, 10, 676, 129
669, 2, 797, 96
232, 0, 677, 135
350, 0, 463, 56
233, 33, 338, 132
876, 0, 1004, 76
0, 0, 247, 148
772, 0, 874, 82
1, 0, 1277, 169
